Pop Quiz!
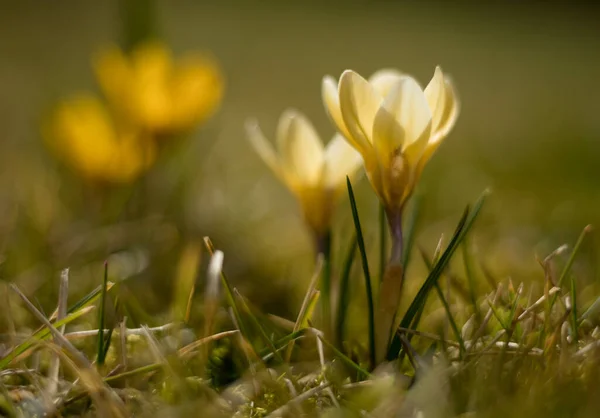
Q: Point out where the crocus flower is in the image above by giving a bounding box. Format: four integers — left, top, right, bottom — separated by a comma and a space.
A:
94, 42, 224, 136
245, 109, 363, 240
322, 67, 459, 216
45, 95, 156, 183
323, 67, 459, 362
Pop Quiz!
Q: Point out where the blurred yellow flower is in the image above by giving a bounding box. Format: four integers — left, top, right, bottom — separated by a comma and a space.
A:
45, 95, 156, 183
94, 42, 224, 135
322, 67, 459, 212
246, 109, 363, 236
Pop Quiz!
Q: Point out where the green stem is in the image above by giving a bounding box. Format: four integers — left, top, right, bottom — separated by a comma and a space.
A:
316, 231, 332, 338
119, 0, 159, 51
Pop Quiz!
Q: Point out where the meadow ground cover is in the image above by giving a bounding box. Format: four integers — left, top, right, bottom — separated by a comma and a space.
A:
1, 1, 600, 417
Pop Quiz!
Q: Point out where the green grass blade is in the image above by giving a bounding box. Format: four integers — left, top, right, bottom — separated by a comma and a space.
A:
203, 237, 249, 340
487, 300, 508, 331
0, 306, 95, 368
571, 276, 578, 340
97, 261, 109, 366
429, 275, 466, 356
346, 177, 375, 368
101, 296, 120, 365
336, 236, 357, 348
66, 282, 115, 315
234, 289, 284, 364
414, 249, 466, 357
318, 334, 371, 380
261, 329, 307, 361
549, 225, 592, 311
387, 190, 488, 361
462, 238, 483, 321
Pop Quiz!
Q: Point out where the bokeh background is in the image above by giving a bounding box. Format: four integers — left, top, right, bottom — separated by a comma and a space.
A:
1, 0, 599, 325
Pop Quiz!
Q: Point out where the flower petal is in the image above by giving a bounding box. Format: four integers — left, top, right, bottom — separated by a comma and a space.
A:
435, 75, 460, 141
424, 66, 448, 134
419, 70, 460, 169
93, 47, 131, 113
372, 76, 432, 170
368, 68, 408, 97
338, 70, 381, 153
245, 118, 284, 181
322, 134, 364, 189
322, 75, 352, 140
171, 54, 224, 130
276, 109, 324, 185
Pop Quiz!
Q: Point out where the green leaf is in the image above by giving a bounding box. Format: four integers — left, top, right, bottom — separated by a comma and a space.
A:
387, 190, 488, 361
346, 177, 375, 368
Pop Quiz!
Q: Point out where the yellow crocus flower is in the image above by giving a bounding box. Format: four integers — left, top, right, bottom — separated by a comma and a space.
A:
245, 109, 363, 237
46, 95, 156, 183
94, 42, 224, 135
322, 67, 459, 213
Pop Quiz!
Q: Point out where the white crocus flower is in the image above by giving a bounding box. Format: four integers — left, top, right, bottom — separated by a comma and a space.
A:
246, 109, 363, 238
322, 67, 459, 214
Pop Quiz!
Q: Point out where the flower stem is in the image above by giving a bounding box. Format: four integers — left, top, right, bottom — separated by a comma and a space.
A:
375, 208, 404, 363
378, 204, 387, 283
315, 231, 332, 338
386, 208, 404, 267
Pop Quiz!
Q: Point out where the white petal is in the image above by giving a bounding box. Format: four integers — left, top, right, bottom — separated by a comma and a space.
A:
245, 118, 284, 179
372, 77, 432, 169
338, 70, 381, 153
322, 134, 364, 188
424, 66, 448, 134
322, 76, 352, 140
416, 77, 460, 178
276, 109, 324, 185
368, 68, 408, 97
435, 75, 460, 141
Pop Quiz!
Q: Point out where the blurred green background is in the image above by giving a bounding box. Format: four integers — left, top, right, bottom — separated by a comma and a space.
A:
1, 0, 599, 322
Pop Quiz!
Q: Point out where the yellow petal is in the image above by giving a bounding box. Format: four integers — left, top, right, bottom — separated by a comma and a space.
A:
338, 70, 380, 153
372, 76, 432, 169
368, 68, 407, 97
424, 66, 448, 134
48, 95, 152, 183
276, 109, 324, 185
322, 134, 364, 189
322, 75, 352, 141
171, 54, 224, 130
244, 118, 284, 181
418, 72, 460, 171
434, 75, 460, 140
93, 47, 131, 115
130, 42, 173, 129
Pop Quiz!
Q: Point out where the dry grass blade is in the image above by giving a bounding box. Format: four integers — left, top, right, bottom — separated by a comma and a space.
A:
10, 284, 128, 417
285, 255, 323, 362
266, 382, 333, 418
46, 268, 69, 401
178, 330, 239, 357
204, 249, 224, 337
